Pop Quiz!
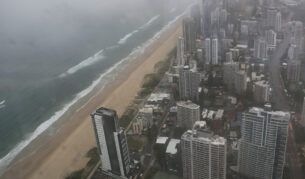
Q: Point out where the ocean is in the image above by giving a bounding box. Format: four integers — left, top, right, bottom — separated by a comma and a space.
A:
0, 0, 193, 174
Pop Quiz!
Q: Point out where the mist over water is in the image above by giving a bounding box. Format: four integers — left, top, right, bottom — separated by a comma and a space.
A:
0, 0, 192, 173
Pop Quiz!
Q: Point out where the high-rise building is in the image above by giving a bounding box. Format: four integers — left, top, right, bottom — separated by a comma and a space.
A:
267, 8, 278, 29
266, 29, 277, 50
179, 69, 201, 101
177, 101, 200, 129
177, 37, 185, 66
288, 21, 304, 55
253, 80, 270, 103
212, 38, 219, 64
287, 60, 301, 82
288, 44, 297, 60
223, 62, 239, 90
205, 38, 211, 64
181, 121, 226, 179
225, 51, 233, 62
91, 107, 130, 178
275, 11, 282, 32
301, 97, 305, 127
234, 70, 247, 95
254, 38, 267, 59
238, 107, 290, 179
183, 18, 197, 53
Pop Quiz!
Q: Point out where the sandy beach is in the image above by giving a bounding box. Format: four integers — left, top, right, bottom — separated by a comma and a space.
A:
1, 18, 182, 179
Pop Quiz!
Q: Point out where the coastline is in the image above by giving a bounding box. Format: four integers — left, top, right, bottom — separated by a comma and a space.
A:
1, 16, 183, 179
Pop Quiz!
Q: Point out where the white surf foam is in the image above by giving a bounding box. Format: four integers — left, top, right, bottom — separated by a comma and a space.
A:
170, 8, 177, 13
118, 30, 139, 45
0, 100, 5, 109
118, 15, 160, 45
0, 9, 189, 175
140, 15, 160, 29
59, 14, 162, 78
59, 49, 105, 78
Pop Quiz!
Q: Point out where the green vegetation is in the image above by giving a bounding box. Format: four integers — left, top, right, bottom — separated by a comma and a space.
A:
86, 147, 99, 167
66, 169, 85, 179
127, 135, 144, 151
137, 49, 173, 99
145, 167, 159, 179
119, 107, 137, 128
153, 143, 167, 170
65, 147, 99, 179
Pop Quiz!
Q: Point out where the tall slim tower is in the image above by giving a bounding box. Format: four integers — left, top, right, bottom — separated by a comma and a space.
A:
238, 107, 290, 179
205, 38, 211, 64
177, 37, 185, 66
301, 97, 305, 127
275, 11, 282, 32
91, 107, 130, 178
212, 38, 218, 65
179, 69, 201, 101
183, 18, 196, 53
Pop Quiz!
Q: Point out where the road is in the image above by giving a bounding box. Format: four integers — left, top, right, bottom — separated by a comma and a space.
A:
268, 12, 303, 178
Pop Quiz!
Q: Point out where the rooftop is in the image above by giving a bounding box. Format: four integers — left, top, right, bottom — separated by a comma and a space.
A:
166, 139, 181, 155
182, 129, 226, 145
156, 136, 169, 144
249, 107, 290, 119
177, 101, 200, 109
148, 93, 170, 102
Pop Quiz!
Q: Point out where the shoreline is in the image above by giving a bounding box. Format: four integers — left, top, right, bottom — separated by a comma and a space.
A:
1, 16, 183, 179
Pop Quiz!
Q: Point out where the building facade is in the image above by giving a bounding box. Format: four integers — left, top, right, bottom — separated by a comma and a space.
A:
238, 108, 290, 179
91, 107, 130, 178
223, 62, 239, 90
205, 38, 211, 64
287, 60, 301, 82
177, 37, 185, 66
183, 18, 197, 53
234, 70, 247, 95
179, 69, 201, 101
253, 80, 270, 104
177, 101, 200, 129
212, 38, 219, 65
181, 122, 226, 179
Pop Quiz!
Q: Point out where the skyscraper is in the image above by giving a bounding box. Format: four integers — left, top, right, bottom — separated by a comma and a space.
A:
91, 107, 130, 178
254, 38, 267, 59
176, 37, 185, 66
301, 97, 305, 127
238, 107, 290, 179
234, 70, 247, 95
275, 11, 282, 32
205, 38, 211, 64
287, 60, 301, 82
212, 38, 219, 65
179, 69, 201, 101
183, 18, 197, 53
267, 8, 278, 29
266, 29, 277, 50
223, 62, 239, 90
181, 121, 226, 179
225, 51, 233, 62
177, 101, 200, 129
253, 80, 270, 104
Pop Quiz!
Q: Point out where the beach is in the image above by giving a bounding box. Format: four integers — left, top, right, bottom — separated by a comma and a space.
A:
1, 18, 182, 179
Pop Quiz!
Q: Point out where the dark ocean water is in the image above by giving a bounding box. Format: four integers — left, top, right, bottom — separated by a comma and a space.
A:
0, 0, 193, 172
